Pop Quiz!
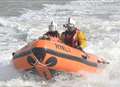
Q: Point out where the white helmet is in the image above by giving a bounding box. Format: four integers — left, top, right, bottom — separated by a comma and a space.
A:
48, 21, 57, 32
68, 17, 75, 27
67, 17, 76, 31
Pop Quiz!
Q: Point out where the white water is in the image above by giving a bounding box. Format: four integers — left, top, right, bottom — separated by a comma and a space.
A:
0, 0, 120, 87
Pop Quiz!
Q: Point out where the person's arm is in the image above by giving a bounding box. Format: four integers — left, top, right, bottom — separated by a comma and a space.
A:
76, 31, 87, 48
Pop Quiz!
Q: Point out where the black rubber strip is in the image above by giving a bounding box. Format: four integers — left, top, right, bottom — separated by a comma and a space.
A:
46, 49, 97, 67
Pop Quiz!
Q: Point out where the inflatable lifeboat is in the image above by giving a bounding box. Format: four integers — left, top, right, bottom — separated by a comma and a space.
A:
12, 39, 108, 79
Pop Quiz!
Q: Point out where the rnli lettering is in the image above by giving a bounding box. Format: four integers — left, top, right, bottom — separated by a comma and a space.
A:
55, 44, 71, 52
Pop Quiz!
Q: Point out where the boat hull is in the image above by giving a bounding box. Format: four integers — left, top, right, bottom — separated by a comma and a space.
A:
12, 40, 106, 74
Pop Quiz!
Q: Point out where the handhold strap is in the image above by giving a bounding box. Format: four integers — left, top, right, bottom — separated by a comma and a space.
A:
32, 54, 53, 80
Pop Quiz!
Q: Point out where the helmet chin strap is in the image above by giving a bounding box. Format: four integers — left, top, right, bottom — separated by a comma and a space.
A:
67, 26, 75, 32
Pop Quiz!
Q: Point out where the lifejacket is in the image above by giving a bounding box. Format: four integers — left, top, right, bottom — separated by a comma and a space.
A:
45, 31, 59, 37
49, 37, 61, 42
61, 29, 87, 48
61, 29, 78, 47
44, 31, 61, 42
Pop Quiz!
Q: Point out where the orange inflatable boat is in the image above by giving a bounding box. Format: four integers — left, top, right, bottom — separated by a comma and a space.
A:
12, 39, 108, 79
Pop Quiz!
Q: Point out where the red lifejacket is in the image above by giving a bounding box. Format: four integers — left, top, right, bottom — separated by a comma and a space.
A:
61, 29, 79, 47
44, 31, 61, 42
49, 36, 61, 42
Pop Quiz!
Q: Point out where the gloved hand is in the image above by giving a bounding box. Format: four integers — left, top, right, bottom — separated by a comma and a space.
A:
39, 35, 50, 40
63, 24, 67, 28
43, 35, 48, 38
